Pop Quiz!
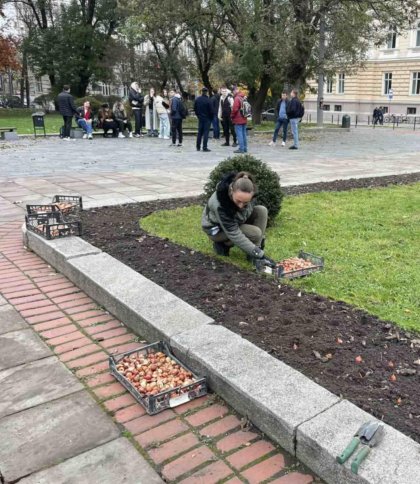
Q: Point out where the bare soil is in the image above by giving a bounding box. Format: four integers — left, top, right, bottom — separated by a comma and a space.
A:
80, 172, 420, 442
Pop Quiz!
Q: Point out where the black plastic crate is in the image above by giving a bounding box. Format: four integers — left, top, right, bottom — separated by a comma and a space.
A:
109, 341, 207, 415
51, 195, 83, 216
256, 251, 324, 279
25, 212, 82, 240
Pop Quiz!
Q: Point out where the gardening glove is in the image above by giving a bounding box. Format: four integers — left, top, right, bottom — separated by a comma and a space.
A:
261, 255, 276, 268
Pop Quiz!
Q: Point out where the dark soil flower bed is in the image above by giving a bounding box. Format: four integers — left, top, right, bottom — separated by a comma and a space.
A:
80, 172, 420, 443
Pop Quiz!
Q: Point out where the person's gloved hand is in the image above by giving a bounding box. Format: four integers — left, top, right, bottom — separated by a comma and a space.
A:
261, 256, 276, 268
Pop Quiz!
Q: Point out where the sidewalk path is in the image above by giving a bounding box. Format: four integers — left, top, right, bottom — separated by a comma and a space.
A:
0, 221, 315, 483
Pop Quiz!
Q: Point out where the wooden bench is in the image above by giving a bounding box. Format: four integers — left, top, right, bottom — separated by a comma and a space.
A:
0, 127, 18, 141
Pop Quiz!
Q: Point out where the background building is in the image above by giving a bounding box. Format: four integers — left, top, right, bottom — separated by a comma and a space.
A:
305, 22, 420, 120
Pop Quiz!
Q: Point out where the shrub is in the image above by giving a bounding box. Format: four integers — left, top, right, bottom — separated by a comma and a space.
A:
204, 154, 283, 226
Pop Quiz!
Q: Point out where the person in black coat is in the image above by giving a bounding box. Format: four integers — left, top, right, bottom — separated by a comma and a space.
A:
194, 87, 213, 152
57, 85, 78, 140
128, 82, 144, 137
210, 90, 220, 139
286, 89, 304, 150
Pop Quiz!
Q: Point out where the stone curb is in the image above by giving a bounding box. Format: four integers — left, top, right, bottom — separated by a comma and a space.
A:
24, 227, 420, 484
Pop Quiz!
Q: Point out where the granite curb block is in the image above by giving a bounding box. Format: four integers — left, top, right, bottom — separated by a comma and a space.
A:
24, 229, 420, 484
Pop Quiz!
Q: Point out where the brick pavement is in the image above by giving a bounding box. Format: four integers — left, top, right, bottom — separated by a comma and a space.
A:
0, 221, 316, 483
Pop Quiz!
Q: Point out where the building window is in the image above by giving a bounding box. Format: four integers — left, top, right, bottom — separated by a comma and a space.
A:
323, 104, 330, 111
383, 73, 392, 94
411, 72, 420, 94
337, 73, 345, 94
325, 78, 333, 94
387, 27, 397, 49
35, 77, 42, 92
407, 107, 417, 115
416, 22, 420, 47
381, 106, 388, 114
334, 105, 342, 112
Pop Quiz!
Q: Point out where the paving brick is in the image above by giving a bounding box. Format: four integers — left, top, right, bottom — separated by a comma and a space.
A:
148, 433, 200, 465
185, 404, 228, 427
84, 320, 122, 335
92, 381, 126, 400
216, 430, 259, 453
26, 310, 67, 324
135, 418, 189, 447
227, 440, 275, 470
161, 446, 215, 481
113, 404, 146, 423
3, 288, 41, 299
200, 415, 241, 438
46, 330, 86, 346
8, 293, 46, 305
2, 283, 36, 295
44, 287, 81, 298
36, 282, 75, 292
20, 304, 61, 317
241, 454, 286, 484
66, 350, 108, 369
50, 292, 84, 304
224, 478, 243, 484
92, 326, 127, 340
58, 344, 101, 362
271, 472, 314, 484
71, 309, 110, 322
32, 317, 72, 332
124, 410, 175, 435
100, 333, 135, 348
78, 313, 114, 327
53, 336, 92, 354
179, 460, 233, 484
63, 302, 98, 314
84, 372, 116, 388
103, 393, 137, 412
14, 298, 51, 311
107, 342, 142, 355
39, 324, 79, 339
75, 360, 109, 377
174, 395, 210, 415
0, 278, 30, 290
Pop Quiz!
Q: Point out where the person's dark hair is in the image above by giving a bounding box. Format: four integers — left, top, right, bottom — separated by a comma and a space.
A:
282, 91, 288, 95
291, 88, 298, 96
63, 85, 70, 91
230, 171, 257, 194
101, 103, 109, 108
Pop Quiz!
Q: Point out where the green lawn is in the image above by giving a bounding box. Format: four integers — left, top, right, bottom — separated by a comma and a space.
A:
141, 183, 420, 331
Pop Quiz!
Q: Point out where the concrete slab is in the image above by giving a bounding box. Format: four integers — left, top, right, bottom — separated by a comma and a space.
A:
24, 227, 101, 275
0, 305, 29, 334
0, 329, 51, 370
0, 390, 120, 482
19, 437, 164, 484
0, 356, 83, 418
55, 251, 213, 342
296, 399, 420, 484
170, 325, 339, 454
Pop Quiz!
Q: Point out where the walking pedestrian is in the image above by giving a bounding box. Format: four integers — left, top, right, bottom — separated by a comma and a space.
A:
269, 92, 289, 147
231, 85, 248, 154
218, 87, 237, 147
194, 87, 213, 152
128, 82, 144, 137
286, 89, 304, 150
57, 85, 78, 140
210, 89, 220, 139
144, 88, 159, 136
169, 89, 184, 147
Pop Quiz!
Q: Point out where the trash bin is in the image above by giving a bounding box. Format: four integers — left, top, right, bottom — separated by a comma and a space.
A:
341, 114, 351, 129
32, 112, 46, 138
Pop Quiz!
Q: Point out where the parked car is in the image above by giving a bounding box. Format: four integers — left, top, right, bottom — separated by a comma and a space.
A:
261, 108, 276, 121
0, 95, 24, 108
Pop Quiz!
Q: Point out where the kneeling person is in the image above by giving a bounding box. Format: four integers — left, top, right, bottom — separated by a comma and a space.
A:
202, 171, 274, 265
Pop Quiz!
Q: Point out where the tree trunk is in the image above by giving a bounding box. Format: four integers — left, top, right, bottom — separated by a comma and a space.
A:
201, 69, 213, 94
317, 15, 326, 126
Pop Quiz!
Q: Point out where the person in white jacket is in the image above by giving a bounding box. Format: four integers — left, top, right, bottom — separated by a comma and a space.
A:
154, 93, 171, 139
143, 88, 159, 136
218, 87, 237, 147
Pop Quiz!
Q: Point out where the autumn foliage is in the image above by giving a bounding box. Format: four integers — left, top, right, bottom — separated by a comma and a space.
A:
0, 36, 20, 73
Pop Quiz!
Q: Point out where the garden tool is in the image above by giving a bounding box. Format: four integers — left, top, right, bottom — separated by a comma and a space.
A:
336, 421, 384, 467
351, 423, 385, 474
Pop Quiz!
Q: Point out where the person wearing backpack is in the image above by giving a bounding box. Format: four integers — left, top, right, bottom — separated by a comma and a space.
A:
286, 89, 304, 150
169, 89, 185, 147
231, 85, 248, 154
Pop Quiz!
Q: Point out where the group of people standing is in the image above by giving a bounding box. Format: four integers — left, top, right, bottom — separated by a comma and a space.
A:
269, 89, 304, 150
